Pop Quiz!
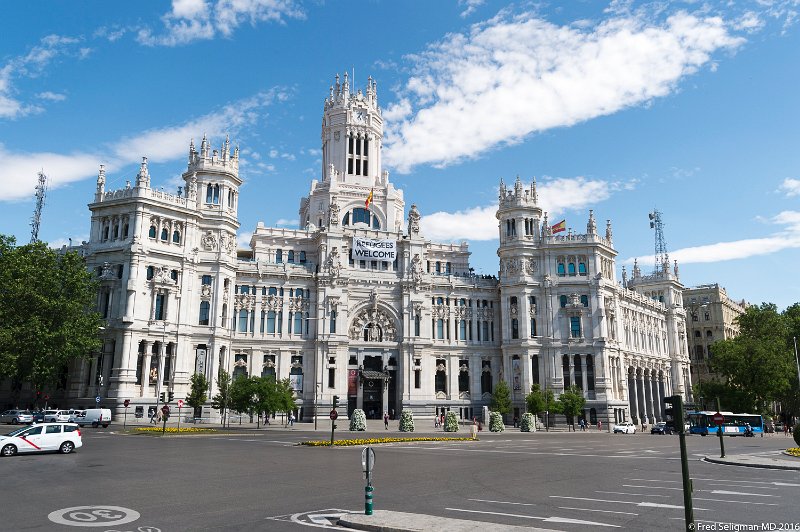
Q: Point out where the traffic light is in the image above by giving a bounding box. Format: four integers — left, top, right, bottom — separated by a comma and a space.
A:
664, 395, 684, 434
159, 392, 165, 402
168, 391, 174, 402
332, 395, 340, 408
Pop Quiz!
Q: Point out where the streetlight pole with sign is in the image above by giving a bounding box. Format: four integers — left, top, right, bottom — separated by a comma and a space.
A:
716, 397, 726, 458
361, 446, 375, 515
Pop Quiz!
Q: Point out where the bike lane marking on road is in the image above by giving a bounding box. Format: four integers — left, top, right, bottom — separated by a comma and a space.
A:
693, 497, 779, 506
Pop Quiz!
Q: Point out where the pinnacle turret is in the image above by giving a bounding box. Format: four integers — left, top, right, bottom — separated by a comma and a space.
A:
96, 164, 106, 194
136, 157, 150, 188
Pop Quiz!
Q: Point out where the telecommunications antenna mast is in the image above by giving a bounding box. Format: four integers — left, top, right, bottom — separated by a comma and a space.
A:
30, 170, 48, 243
648, 209, 667, 274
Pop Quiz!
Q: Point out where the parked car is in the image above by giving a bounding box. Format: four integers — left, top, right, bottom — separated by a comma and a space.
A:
31, 411, 45, 423
68, 410, 86, 423
613, 421, 637, 434
43, 410, 71, 423
74, 409, 111, 428
0, 410, 33, 425
0, 423, 82, 456
651, 421, 674, 435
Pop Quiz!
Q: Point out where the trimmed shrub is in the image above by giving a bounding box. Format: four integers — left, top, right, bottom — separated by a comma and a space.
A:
489, 411, 504, 432
349, 409, 367, 431
520, 412, 534, 432
399, 410, 415, 432
444, 411, 459, 432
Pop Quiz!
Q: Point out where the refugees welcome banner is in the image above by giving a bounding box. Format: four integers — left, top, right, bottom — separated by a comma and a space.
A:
352, 237, 396, 260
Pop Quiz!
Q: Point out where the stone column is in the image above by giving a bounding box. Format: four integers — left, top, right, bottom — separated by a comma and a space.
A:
580, 355, 588, 395
636, 369, 646, 424
627, 368, 637, 423
141, 345, 151, 398
568, 355, 576, 389
643, 370, 654, 424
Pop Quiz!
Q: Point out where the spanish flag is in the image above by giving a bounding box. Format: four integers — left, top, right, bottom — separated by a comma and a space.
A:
365, 188, 374, 209
551, 219, 566, 233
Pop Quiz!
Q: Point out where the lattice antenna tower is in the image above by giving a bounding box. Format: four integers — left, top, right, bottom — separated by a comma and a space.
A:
30, 170, 48, 243
648, 209, 667, 274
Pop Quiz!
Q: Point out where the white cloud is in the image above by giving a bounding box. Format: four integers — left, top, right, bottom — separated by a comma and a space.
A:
625, 210, 800, 265
383, 10, 744, 173
48, 234, 89, 249
419, 176, 622, 241
237, 230, 253, 248
36, 91, 66, 101
0, 34, 84, 119
779, 178, 800, 197
137, 0, 306, 47
0, 89, 285, 202
275, 218, 298, 227
459, 0, 485, 18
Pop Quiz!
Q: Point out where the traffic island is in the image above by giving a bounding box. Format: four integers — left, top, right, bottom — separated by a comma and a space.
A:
337, 510, 553, 531
300, 436, 476, 447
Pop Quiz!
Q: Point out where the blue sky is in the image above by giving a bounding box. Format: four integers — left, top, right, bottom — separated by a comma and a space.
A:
1, 1, 799, 309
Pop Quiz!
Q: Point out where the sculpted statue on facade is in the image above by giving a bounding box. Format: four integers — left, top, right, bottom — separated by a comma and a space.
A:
407, 204, 420, 235
410, 253, 423, 288
329, 196, 340, 225
202, 230, 217, 251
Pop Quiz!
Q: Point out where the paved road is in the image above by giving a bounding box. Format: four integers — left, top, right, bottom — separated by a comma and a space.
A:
3, 426, 798, 531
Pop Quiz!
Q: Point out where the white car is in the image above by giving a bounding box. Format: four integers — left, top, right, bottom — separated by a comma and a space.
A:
613, 421, 637, 434
0, 423, 83, 456
43, 410, 71, 423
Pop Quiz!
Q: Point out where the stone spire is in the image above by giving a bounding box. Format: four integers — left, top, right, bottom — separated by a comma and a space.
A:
632, 258, 641, 278
499, 177, 506, 200
135, 157, 150, 188
96, 164, 106, 194
622, 265, 628, 288
514, 175, 523, 196
606, 219, 613, 243
222, 134, 230, 161
673, 259, 679, 279
587, 209, 597, 234
530, 177, 538, 204
542, 212, 551, 237
201, 134, 209, 158
189, 138, 196, 163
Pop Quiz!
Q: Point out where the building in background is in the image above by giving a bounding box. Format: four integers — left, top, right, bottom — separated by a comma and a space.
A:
682, 284, 747, 391
1, 74, 693, 427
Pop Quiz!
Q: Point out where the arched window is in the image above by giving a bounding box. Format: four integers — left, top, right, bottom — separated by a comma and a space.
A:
149, 225, 157, 238
560, 295, 567, 308
103, 226, 109, 241
372, 216, 380, 229
123, 224, 129, 238
113, 224, 119, 239
213, 184, 220, 204
481, 364, 492, 394
580, 295, 589, 307
458, 362, 469, 392
342, 212, 350, 225
160, 228, 168, 241
299, 251, 306, 263
435, 360, 447, 393
562, 355, 571, 388
172, 230, 181, 243
199, 301, 210, 325
586, 355, 595, 391
574, 354, 583, 390
287, 250, 295, 263
352, 208, 370, 225
568, 262, 576, 275
275, 249, 283, 263
206, 184, 213, 204
570, 316, 581, 338
578, 262, 587, 275
557, 263, 566, 276
268, 286, 278, 295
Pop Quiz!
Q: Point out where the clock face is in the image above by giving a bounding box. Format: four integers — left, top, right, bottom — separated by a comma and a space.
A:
356, 110, 365, 122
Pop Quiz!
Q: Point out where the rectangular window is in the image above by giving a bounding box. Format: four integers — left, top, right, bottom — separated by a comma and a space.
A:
330, 310, 337, 333
267, 311, 276, 334
202, 275, 212, 285
414, 370, 421, 389
276, 249, 283, 263
437, 319, 444, 339
570, 316, 581, 338
328, 367, 335, 388
154, 294, 165, 320
459, 320, 466, 340
414, 315, 420, 337
293, 312, 303, 334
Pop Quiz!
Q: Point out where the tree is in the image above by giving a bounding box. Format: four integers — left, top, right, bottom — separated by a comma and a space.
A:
229, 375, 257, 423
0, 236, 103, 399
490, 380, 512, 419
211, 369, 232, 427
709, 303, 793, 413
525, 384, 556, 429
557, 386, 586, 431
273, 378, 298, 425
185, 373, 209, 418
252, 376, 277, 428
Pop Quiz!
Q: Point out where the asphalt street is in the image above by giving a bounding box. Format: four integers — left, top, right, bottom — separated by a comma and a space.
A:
2, 425, 798, 531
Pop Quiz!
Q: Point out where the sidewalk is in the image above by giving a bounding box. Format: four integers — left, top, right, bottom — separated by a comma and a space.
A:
703, 451, 800, 471
338, 510, 556, 532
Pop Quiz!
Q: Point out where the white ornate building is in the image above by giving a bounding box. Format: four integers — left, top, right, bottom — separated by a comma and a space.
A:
25, 74, 693, 425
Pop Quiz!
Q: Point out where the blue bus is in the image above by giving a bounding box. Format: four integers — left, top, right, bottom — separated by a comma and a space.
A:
687, 411, 764, 436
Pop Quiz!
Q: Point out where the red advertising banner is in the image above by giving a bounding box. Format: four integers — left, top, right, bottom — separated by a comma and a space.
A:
348, 369, 358, 396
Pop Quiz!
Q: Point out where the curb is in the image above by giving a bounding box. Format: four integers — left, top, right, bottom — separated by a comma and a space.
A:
702, 455, 800, 471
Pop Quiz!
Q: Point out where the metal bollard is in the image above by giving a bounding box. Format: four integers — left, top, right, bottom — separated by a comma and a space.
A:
364, 485, 374, 515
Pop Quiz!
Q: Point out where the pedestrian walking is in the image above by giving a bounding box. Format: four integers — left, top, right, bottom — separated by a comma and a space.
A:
785, 423, 789, 436
597, 420, 602, 431
434, 416, 439, 428
289, 412, 295, 426
384, 412, 389, 429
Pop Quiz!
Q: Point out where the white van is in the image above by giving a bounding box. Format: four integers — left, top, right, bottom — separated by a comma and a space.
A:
75, 409, 112, 428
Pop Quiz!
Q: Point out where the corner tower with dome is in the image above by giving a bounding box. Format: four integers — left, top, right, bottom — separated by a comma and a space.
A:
9, 74, 691, 429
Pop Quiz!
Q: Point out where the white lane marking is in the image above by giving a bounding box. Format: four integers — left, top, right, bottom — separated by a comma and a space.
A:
283, 509, 354, 530
624, 478, 680, 482
772, 482, 800, 487
550, 495, 709, 511
625, 477, 781, 490
621, 484, 683, 491
595, 491, 669, 498
399, 446, 679, 459
446, 508, 619, 527
557, 506, 638, 516
694, 497, 779, 506
704, 490, 777, 497
468, 498, 536, 507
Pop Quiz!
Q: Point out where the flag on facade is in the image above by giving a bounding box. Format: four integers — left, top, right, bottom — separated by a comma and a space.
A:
551, 219, 566, 233
365, 188, 374, 209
